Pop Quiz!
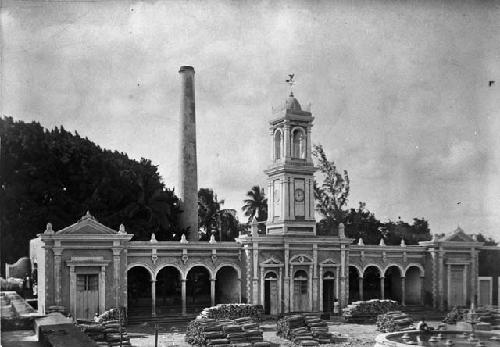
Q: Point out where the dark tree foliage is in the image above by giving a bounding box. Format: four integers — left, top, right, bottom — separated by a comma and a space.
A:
198, 188, 240, 241
0, 117, 184, 271
241, 185, 268, 234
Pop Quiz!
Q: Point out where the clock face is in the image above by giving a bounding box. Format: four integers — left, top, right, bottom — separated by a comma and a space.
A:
294, 188, 305, 202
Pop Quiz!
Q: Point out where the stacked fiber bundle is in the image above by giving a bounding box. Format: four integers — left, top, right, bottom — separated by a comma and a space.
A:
79, 323, 106, 345
102, 320, 131, 347
342, 299, 399, 323
46, 305, 66, 314
197, 304, 264, 321
185, 316, 268, 346
276, 314, 332, 346
376, 311, 413, 332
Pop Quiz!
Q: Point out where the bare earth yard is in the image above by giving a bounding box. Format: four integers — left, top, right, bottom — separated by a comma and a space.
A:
128, 320, 438, 347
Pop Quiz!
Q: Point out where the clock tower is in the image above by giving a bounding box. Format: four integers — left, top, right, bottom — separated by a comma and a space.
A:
265, 91, 316, 235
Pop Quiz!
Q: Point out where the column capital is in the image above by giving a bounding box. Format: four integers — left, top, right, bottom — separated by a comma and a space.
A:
53, 248, 63, 256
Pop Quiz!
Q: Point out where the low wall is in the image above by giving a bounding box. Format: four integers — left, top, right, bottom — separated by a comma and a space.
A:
36, 313, 98, 347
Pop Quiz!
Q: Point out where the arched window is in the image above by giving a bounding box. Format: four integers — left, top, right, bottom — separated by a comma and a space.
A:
265, 271, 278, 280
292, 128, 306, 159
274, 130, 282, 160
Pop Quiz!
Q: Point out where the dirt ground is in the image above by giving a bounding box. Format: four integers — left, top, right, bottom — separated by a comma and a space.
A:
128, 320, 442, 347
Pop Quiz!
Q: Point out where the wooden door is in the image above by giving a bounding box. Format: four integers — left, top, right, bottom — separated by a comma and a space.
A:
294, 279, 308, 312
76, 274, 99, 320
449, 266, 465, 307
323, 279, 335, 312
478, 278, 492, 306
264, 279, 278, 315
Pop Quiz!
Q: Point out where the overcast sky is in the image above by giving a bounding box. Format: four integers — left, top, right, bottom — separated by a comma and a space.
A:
2, 0, 500, 239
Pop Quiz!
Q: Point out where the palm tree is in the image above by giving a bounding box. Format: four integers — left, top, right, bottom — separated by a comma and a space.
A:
241, 185, 268, 224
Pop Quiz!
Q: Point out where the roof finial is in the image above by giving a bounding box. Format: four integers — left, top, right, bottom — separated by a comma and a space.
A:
285, 73, 296, 96
118, 223, 126, 234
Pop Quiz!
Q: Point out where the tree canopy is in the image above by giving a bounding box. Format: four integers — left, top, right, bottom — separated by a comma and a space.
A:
313, 143, 432, 245
0, 117, 184, 272
198, 188, 241, 241
241, 185, 268, 233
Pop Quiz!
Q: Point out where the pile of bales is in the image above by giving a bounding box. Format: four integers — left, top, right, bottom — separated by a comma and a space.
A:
376, 311, 413, 332
79, 308, 130, 347
276, 313, 338, 346
185, 316, 270, 346
342, 299, 399, 323
197, 304, 264, 321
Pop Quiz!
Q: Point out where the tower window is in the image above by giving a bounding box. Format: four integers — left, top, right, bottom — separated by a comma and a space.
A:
274, 130, 282, 160
292, 128, 306, 159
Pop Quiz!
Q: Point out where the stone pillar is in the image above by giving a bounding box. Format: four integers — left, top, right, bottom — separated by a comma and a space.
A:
470, 248, 477, 305
284, 121, 291, 159
99, 266, 106, 314
53, 248, 62, 306
178, 66, 198, 241
210, 279, 216, 306
306, 126, 312, 163
260, 268, 265, 307
308, 265, 313, 312
181, 279, 187, 315
340, 245, 348, 307
151, 280, 156, 317
420, 276, 425, 305
380, 277, 385, 299
69, 266, 76, 316
278, 267, 283, 313
401, 277, 406, 306
312, 245, 318, 311
359, 277, 364, 301
252, 243, 259, 304
112, 248, 121, 308
289, 265, 294, 311
284, 244, 290, 312
439, 250, 445, 311
238, 278, 242, 303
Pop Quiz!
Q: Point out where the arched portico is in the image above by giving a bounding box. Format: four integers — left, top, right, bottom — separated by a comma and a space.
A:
215, 265, 241, 304
155, 266, 182, 315
126, 265, 153, 317
384, 265, 403, 303
405, 265, 423, 305
363, 265, 382, 300
186, 265, 211, 314
348, 265, 361, 303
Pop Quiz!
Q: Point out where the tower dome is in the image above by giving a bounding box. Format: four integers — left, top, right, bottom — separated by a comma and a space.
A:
285, 92, 302, 111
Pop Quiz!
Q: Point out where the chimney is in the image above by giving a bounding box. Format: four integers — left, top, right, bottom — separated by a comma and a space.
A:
178, 66, 199, 241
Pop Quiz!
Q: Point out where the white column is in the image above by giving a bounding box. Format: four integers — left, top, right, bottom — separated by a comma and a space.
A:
319, 266, 324, 312
260, 268, 265, 307
252, 243, 259, 304
53, 248, 62, 306
284, 123, 291, 159
306, 126, 312, 163
447, 264, 451, 310
284, 245, 290, 312
151, 279, 156, 317
312, 245, 318, 311
238, 278, 242, 303
359, 277, 364, 301
112, 248, 121, 308
69, 266, 76, 317
380, 277, 385, 299
308, 265, 313, 311
401, 277, 406, 306
210, 279, 216, 307
335, 267, 340, 300
99, 266, 106, 314
278, 267, 283, 313
290, 265, 294, 312
181, 279, 187, 315
463, 264, 468, 306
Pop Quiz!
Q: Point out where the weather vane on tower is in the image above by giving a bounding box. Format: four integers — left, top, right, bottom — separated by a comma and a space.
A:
285, 73, 296, 96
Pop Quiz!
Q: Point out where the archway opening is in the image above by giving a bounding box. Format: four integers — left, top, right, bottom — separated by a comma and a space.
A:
127, 266, 152, 318
264, 271, 278, 315
384, 266, 402, 303
156, 266, 182, 315
348, 266, 360, 303
405, 266, 422, 305
292, 128, 306, 159
293, 270, 309, 312
215, 266, 239, 304
274, 130, 282, 160
363, 266, 381, 300
323, 270, 336, 313
186, 266, 211, 313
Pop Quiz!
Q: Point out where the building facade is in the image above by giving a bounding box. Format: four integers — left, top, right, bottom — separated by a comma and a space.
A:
29, 89, 495, 320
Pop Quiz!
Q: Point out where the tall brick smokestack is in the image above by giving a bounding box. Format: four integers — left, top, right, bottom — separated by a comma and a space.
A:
178, 66, 199, 241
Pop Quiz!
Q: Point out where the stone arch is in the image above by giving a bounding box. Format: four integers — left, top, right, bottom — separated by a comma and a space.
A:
154, 263, 184, 280
383, 263, 404, 276
291, 127, 306, 159
126, 264, 154, 317
184, 263, 214, 280
215, 263, 241, 280
274, 129, 282, 160
126, 263, 154, 279
349, 264, 363, 277
362, 263, 383, 275
405, 263, 425, 277
384, 265, 403, 303
264, 269, 279, 278
363, 265, 382, 300
405, 264, 424, 305
155, 265, 183, 314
